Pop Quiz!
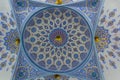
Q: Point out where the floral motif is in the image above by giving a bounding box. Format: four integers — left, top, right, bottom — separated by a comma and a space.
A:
4, 29, 19, 53
22, 7, 92, 72
87, 67, 100, 80
10, 0, 104, 80
13, 0, 29, 13
96, 8, 120, 70
86, 0, 100, 12
0, 12, 19, 72
95, 27, 111, 52
15, 67, 28, 80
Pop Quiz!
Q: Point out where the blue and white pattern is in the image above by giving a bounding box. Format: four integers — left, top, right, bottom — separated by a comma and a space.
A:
95, 0, 120, 80
86, 0, 101, 12
49, 28, 68, 47
96, 5, 120, 70
22, 6, 92, 72
95, 27, 111, 52
12, 47, 102, 80
0, 11, 19, 80
10, 0, 104, 80
4, 29, 19, 53
0, 12, 19, 71
3, 0, 120, 80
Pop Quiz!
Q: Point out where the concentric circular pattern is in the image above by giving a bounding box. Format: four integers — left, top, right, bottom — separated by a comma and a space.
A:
15, 67, 28, 80
87, 67, 99, 80
22, 7, 92, 72
14, 0, 29, 13
49, 28, 68, 47
95, 27, 111, 52
86, 0, 100, 12
4, 29, 20, 53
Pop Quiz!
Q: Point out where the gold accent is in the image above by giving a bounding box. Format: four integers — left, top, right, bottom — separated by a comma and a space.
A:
55, 36, 62, 42
55, 0, 63, 4
95, 36, 100, 42
15, 38, 20, 46
54, 74, 61, 80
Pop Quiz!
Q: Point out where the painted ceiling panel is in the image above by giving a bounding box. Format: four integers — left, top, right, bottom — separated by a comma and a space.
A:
0, 0, 120, 80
